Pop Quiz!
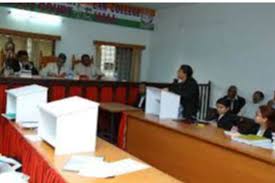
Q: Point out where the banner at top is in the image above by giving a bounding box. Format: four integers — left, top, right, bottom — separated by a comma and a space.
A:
1, 3, 156, 31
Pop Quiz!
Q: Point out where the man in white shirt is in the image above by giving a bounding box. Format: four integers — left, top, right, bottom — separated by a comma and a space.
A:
74, 54, 103, 80
241, 91, 266, 119
40, 53, 67, 78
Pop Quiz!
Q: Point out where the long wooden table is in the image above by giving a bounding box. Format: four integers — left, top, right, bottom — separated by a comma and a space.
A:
125, 111, 275, 183
0, 118, 182, 183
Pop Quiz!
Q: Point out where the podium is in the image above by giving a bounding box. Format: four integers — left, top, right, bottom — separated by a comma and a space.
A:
38, 96, 99, 155
4, 84, 48, 125
145, 87, 181, 119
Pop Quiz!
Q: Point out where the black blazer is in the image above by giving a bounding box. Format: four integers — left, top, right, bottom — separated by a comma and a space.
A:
207, 111, 238, 131
248, 123, 273, 140
9, 60, 39, 75
169, 77, 199, 119
134, 94, 146, 111
220, 95, 246, 114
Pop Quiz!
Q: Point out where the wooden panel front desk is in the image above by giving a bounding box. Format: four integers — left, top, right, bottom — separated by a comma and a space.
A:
1, 119, 181, 183
125, 111, 275, 183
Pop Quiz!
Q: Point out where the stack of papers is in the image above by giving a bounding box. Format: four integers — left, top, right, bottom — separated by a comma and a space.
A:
63, 155, 104, 172
1, 113, 16, 120
231, 134, 274, 149
232, 135, 271, 145
24, 135, 42, 142
79, 158, 150, 178
63, 156, 150, 178
20, 121, 38, 129
0, 156, 21, 171
0, 172, 29, 183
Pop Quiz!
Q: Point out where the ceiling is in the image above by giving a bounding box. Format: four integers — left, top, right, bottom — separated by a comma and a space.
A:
128, 3, 195, 10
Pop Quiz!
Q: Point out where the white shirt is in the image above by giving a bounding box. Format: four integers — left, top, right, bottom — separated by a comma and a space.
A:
241, 99, 266, 119
256, 126, 267, 136
40, 63, 67, 77
74, 63, 103, 80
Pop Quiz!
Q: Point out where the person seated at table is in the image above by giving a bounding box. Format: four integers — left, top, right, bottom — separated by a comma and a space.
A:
267, 90, 275, 109
247, 105, 275, 140
74, 54, 103, 80
241, 90, 265, 119
3, 50, 39, 76
207, 98, 238, 131
219, 85, 246, 115
134, 82, 146, 110
40, 53, 67, 78
168, 64, 199, 119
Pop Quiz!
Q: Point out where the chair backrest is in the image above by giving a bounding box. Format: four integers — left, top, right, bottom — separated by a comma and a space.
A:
0, 49, 5, 69
71, 54, 81, 70
197, 81, 211, 120
39, 51, 57, 69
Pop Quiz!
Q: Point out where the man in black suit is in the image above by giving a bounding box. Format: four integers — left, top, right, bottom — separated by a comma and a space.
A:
169, 65, 199, 119
220, 85, 246, 115
9, 50, 39, 75
134, 82, 146, 110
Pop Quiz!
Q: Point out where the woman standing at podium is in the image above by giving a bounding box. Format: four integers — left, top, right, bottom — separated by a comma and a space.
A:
169, 64, 199, 120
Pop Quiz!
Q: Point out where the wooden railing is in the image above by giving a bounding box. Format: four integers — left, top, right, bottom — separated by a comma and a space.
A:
0, 77, 211, 119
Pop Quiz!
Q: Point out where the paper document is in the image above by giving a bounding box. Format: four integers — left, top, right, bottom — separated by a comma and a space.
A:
0, 172, 29, 183
63, 155, 104, 172
1, 113, 16, 120
79, 158, 150, 178
0, 156, 21, 171
20, 121, 38, 129
24, 135, 42, 142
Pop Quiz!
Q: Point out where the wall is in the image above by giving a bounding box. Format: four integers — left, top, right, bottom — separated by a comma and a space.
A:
149, 3, 275, 109
0, 6, 152, 80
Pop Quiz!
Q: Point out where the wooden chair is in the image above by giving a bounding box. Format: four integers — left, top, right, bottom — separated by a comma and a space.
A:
0, 49, 5, 70
39, 51, 57, 69
71, 54, 81, 70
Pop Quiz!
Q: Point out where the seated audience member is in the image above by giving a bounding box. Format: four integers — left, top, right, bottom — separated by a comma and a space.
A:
207, 98, 238, 131
169, 64, 199, 119
74, 54, 103, 80
3, 50, 39, 76
267, 91, 275, 109
134, 82, 146, 110
241, 91, 265, 119
219, 85, 246, 115
248, 105, 275, 140
41, 53, 67, 78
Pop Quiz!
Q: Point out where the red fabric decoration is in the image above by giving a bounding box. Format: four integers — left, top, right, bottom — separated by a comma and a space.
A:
0, 117, 67, 183
86, 86, 98, 101
114, 87, 126, 104
50, 86, 66, 101
69, 86, 82, 97
100, 87, 113, 102
117, 112, 128, 149
128, 87, 139, 105
0, 85, 7, 113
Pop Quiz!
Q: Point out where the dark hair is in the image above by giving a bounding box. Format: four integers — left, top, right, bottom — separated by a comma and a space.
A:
140, 81, 146, 86
58, 53, 67, 61
81, 54, 90, 61
179, 65, 193, 78
254, 91, 264, 100
17, 50, 28, 58
216, 98, 231, 108
259, 105, 275, 130
228, 85, 237, 92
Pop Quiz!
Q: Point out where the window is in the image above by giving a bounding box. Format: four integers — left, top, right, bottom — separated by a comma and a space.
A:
100, 45, 116, 78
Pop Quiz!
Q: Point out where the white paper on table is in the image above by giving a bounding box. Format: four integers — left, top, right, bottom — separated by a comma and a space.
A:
63, 155, 104, 172
79, 158, 150, 178
24, 135, 42, 142
0, 156, 21, 171
0, 172, 29, 183
21, 121, 38, 129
